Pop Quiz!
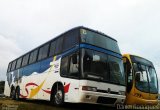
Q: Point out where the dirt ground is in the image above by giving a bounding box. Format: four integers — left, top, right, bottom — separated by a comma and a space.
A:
0, 98, 113, 110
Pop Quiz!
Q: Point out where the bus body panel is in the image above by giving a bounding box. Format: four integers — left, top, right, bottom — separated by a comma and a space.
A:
4, 27, 126, 106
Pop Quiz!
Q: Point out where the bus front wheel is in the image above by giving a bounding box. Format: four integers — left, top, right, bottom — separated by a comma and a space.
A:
51, 85, 64, 106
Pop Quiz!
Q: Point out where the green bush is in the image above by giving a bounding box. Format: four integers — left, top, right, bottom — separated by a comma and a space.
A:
0, 81, 5, 94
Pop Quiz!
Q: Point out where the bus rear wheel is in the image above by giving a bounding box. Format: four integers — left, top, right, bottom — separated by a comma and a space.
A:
10, 88, 16, 100
51, 85, 64, 106
15, 87, 20, 100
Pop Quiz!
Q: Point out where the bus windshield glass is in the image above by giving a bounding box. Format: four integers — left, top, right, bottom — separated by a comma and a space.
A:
148, 67, 158, 93
132, 56, 158, 94
81, 49, 125, 85
80, 28, 120, 54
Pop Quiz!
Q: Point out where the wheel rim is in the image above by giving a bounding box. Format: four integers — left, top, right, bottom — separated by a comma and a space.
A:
55, 90, 63, 104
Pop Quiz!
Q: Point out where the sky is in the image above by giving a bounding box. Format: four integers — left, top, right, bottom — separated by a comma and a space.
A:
0, 0, 160, 81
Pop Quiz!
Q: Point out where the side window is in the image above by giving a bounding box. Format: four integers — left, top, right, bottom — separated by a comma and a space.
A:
22, 54, 29, 66
38, 44, 49, 60
16, 57, 22, 69
63, 30, 79, 52
55, 37, 63, 55
49, 40, 56, 57
7, 63, 12, 72
69, 53, 79, 78
11, 60, 16, 71
60, 52, 79, 78
61, 56, 69, 76
29, 49, 38, 64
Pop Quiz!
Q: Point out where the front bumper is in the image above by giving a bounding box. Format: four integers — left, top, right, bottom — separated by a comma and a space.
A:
77, 91, 126, 106
126, 94, 158, 105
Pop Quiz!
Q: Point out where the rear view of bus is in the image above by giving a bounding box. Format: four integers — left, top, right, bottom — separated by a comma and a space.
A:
123, 54, 158, 105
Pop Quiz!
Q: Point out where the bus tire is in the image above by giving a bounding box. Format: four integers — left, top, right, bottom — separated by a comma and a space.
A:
51, 85, 64, 106
10, 87, 16, 100
15, 87, 20, 101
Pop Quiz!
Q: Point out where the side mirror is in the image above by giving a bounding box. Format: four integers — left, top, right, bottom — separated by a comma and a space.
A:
72, 54, 78, 64
123, 57, 127, 63
135, 72, 141, 82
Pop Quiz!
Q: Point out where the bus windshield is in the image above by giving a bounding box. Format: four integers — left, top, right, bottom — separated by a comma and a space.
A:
81, 49, 125, 85
80, 28, 120, 54
148, 67, 158, 93
133, 63, 158, 94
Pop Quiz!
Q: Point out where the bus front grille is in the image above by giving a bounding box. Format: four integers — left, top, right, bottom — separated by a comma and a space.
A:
97, 89, 119, 95
97, 97, 117, 104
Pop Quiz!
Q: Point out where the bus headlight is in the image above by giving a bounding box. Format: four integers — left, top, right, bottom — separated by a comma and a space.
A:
82, 86, 97, 92
119, 91, 125, 95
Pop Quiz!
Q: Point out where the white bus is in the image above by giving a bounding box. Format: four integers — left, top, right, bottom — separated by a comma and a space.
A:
4, 26, 126, 106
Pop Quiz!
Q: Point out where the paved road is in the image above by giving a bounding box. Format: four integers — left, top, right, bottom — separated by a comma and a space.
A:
0, 98, 116, 110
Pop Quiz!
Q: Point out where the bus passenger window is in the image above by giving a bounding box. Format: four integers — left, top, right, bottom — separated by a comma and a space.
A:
63, 29, 79, 52
29, 49, 38, 64
49, 40, 56, 57
16, 58, 22, 69
22, 54, 29, 67
55, 37, 63, 55
11, 60, 16, 71
7, 63, 12, 72
61, 56, 69, 76
38, 44, 49, 61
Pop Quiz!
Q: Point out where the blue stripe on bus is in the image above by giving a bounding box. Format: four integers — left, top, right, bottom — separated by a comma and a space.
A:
19, 57, 52, 77
80, 43, 122, 59
11, 44, 121, 78
61, 44, 122, 59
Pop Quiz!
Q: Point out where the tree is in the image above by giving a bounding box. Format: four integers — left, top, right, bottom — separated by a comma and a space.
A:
0, 81, 5, 94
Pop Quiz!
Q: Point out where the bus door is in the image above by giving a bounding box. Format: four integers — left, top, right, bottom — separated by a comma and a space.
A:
123, 57, 133, 95
60, 52, 80, 102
